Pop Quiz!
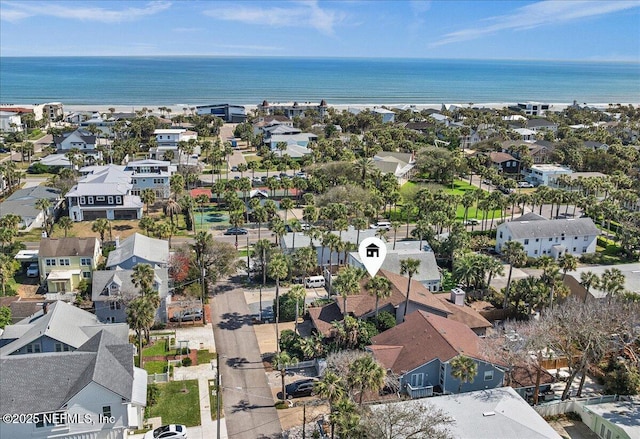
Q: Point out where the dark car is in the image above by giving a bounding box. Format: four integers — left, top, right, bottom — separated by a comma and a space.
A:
224, 227, 248, 235
285, 378, 318, 399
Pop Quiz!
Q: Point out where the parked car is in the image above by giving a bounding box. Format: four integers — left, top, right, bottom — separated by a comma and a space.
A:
463, 219, 479, 226
231, 165, 238, 172
285, 378, 318, 399
224, 227, 248, 235
517, 181, 534, 188
370, 221, 391, 231
26, 263, 39, 278
143, 424, 187, 439
170, 309, 202, 322
295, 172, 307, 178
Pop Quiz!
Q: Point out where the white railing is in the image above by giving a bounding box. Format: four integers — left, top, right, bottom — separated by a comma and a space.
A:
406, 384, 434, 399
147, 373, 169, 384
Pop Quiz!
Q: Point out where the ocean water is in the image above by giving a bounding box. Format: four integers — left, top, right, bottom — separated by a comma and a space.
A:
1, 57, 639, 105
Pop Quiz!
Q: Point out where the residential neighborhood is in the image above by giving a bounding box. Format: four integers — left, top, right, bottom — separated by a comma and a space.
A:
1, 98, 639, 439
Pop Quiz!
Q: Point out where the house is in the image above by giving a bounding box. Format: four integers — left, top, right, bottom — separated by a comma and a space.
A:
92, 267, 170, 323
510, 365, 556, 402
372, 152, 417, 184
66, 165, 143, 221
0, 330, 147, 438
524, 164, 573, 186
578, 398, 639, 439
526, 119, 558, 133
257, 100, 328, 119
43, 102, 64, 121
0, 186, 61, 230
372, 107, 396, 123
150, 128, 198, 161
124, 159, 176, 199
368, 387, 561, 439
38, 237, 101, 293
368, 311, 505, 398
347, 240, 441, 292
281, 226, 378, 267
106, 233, 169, 270
196, 103, 247, 123
38, 153, 74, 169
0, 300, 128, 356
0, 110, 22, 132
79, 112, 115, 136
495, 213, 599, 259
53, 129, 102, 163
583, 140, 609, 151
460, 129, 483, 148
517, 102, 551, 116
485, 152, 520, 174
513, 128, 537, 142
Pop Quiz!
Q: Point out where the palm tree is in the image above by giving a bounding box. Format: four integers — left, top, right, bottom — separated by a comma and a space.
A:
449, 354, 478, 393
558, 253, 578, 280
126, 296, 156, 367
35, 198, 52, 232
348, 354, 386, 405
600, 268, 625, 304
164, 198, 182, 226
272, 351, 298, 400
132, 263, 156, 294
253, 206, 267, 241
140, 188, 156, 215
365, 276, 392, 322
352, 217, 368, 245
390, 221, 402, 250
502, 241, 527, 309
0, 254, 18, 296
195, 194, 209, 228
579, 270, 599, 302
294, 246, 317, 286
91, 218, 110, 242
400, 258, 420, 321
314, 371, 346, 439
538, 256, 560, 309
333, 266, 364, 326
268, 253, 289, 348
330, 398, 360, 438
57, 216, 73, 237
139, 216, 155, 237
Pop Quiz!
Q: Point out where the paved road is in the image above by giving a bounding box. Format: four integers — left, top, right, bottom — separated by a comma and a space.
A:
211, 277, 282, 439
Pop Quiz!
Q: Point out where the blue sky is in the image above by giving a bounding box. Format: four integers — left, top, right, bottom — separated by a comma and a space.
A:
1, 0, 639, 61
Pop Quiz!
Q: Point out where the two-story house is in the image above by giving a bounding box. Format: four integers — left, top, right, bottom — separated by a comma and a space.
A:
0, 300, 128, 357
523, 164, 573, 186
38, 237, 101, 293
368, 311, 505, 399
0, 185, 62, 230
124, 159, 177, 199
66, 165, 143, 221
150, 128, 198, 161
257, 100, 328, 119
53, 129, 102, 163
92, 267, 170, 323
106, 233, 169, 270
0, 330, 147, 438
371, 152, 417, 184
495, 213, 599, 259
196, 103, 247, 123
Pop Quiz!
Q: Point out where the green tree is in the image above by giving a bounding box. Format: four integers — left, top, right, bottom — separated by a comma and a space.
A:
365, 276, 392, 322
293, 246, 317, 285
132, 263, 156, 294
400, 258, 420, 321
140, 188, 156, 214
314, 371, 346, 438
600, 268, 625, 305
279, 197, 294, 223
126, 296, 156, 367
0, 306, 11, 329
35, 198, 52, 235
57, 216, 73, 238
331, 397, 360, 438
348, 354, 386, 405
268, 253, 289, 348
580, 270, 599, 301
558, 253, 578, 280
449, 354, 478, 393
272, 351, 298, 400
333, 266, 364, 327
139, 216, 155, 237
164, 197, 182, 226
502, 241, 527, 309
91, 218, 110, 242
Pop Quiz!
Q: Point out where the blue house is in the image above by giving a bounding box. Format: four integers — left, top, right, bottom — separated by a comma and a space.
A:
368, 311, 504, 399
125, 159, 177, 199
106, 233, 169, 270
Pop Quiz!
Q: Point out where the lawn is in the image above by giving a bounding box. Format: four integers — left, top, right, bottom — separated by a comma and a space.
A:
209, 381, 222, 420
147, 380, 201, 427
142, 338, 177, 357
197, 349, 216, 365
143, 361, 167, 375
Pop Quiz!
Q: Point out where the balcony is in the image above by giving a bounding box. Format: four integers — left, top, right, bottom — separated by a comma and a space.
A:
406, 383, 434, 399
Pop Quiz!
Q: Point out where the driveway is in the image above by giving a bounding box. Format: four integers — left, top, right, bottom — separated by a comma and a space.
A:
211, 276, 283, 439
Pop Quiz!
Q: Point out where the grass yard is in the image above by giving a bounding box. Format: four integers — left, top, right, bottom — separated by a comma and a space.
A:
142, 338, 177, 357
147, 380, 201, 427
143, 361, 167, 375
196, 349, 216, 365
209, 381, 222, 420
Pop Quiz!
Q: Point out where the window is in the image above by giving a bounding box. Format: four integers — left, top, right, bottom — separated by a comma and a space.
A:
96, 196, 105, 201
410, 373, 424, 387
484, 370, 494, 381
573, 247, 577, 252
54, 343, 70, 352
115, 196, 122, 204
600, 425, 605, 437
108, 196, 114, 204
499, 232, 503, 239
46, 259, 56, 266
535, 238, 539, 242
584, 236, 588, 241
81, 258, 91, 266
524, 239, 529, 245
606, 429, 611, 439
549, 238, 553, 242
582, 247, 587, 252
82, 271, 91, 279
88, 196, 94, 205
26, 343, 41, 353
109, 301, 121, 310
59, 259, 70, 266
80, 196, 86, 204
534, 250, 538, 255
102, 406, 112, 418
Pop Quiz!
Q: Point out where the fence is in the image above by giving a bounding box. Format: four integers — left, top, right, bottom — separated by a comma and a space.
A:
147, 373, 170, 384
533, 395, 619, 418
285, 358, 327, 376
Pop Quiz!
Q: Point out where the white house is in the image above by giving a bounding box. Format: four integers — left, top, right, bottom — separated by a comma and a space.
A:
0, 111, 22, 132
151, 129, 198, 160
495, 213, 599, 259
524, 164, 573, 186
124, 159, 176, 198
372, 152, 416, 184
372, 107, 396, 123
513, 128, 537, 142
53, 129, 103, 164
517, 102, 551, 116
257, 100, 329, 119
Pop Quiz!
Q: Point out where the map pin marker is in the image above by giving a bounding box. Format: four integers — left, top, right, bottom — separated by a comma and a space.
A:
358, 237, 387, 278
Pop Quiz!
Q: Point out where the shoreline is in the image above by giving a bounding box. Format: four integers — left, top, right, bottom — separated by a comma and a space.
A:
52, 102, 639, 115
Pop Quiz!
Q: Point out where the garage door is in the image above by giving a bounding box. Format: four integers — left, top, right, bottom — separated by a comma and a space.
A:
83, 211, 107, 221
114, 210, 137, 220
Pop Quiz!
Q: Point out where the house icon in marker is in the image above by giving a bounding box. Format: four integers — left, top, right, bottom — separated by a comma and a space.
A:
366, 243, 380, 258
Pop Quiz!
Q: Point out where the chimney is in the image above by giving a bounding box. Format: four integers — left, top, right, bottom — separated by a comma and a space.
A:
115, 236, 120, 248
450, 288, 466, 306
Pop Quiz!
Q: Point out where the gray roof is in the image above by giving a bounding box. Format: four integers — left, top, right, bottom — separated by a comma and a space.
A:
581, 399, 640, 438
526, 119, 557, 128
0, 186, 61, 220
0, 330, 143, 415
500, 217, 599, 240
282, 226, 378, 250
39, 237, 99, 258
106, 233, 169, 269
370, 387, 561, 439
0, 300, 128, 357
92, 267, 169, 302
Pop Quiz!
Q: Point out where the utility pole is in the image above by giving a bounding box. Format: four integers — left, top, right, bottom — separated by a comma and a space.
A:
302, 402, 306, 439
201, 266, 207, 324
246, 233, 250, 280
216, 353, 221, 439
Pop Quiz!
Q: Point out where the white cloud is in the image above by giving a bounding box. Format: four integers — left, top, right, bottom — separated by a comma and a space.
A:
0, 1, 171, 23
431, 0, 640, 47
204, 0, 345, 35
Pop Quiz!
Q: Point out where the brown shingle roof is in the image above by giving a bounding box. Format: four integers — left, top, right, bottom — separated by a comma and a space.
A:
39, 237, 99, 258
489, 152, 518, 164
380, 270, 451, 315
308, 302, 342, 337
369, 311, 483, 374
510, 365, 555, 389
436, 296, 492, 330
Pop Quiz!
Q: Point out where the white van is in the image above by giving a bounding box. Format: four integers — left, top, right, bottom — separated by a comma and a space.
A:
305, 276, 325, 288
370, 221, 391, 231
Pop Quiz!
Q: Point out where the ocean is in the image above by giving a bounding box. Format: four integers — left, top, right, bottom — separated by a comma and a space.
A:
1, 57, 639, 106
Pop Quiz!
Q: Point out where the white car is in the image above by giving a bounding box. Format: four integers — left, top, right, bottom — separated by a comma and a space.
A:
517, 181, 534, 188
143, 424, 187, 439
26, 263, 39, 278
370, 221, 391, 231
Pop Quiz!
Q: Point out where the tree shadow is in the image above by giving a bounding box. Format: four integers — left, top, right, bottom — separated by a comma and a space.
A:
113, 225, 132, 231
231, 399, 274, 413
217, 312, 254, 330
